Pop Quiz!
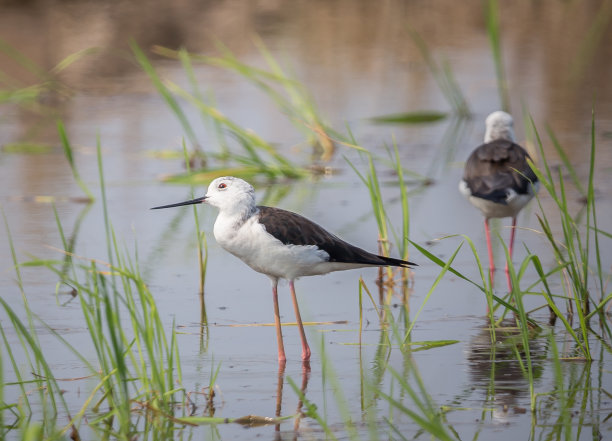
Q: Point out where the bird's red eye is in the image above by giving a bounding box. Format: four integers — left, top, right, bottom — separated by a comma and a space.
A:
218, 183, 227, 189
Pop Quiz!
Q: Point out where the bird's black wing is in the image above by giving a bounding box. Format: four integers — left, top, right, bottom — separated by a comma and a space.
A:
463, 139, 538, 203
257, 206, 415, 268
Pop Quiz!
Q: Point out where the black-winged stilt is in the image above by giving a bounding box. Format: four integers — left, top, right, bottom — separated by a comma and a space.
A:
459, 111, 539, 290
152, 176, 415, 362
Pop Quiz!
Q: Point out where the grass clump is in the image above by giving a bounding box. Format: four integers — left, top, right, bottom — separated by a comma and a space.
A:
527, 111, 610, 358
0, 38, 97, 114
153, 38, 337, 163
1, 133, 188, 439
132, 41, 331, 182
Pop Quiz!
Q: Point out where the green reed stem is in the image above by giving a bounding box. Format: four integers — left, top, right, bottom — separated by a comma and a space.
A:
526, 114, 607, 353
131, 40, 202, 158
586, 109, 605, 322
181, 139, 207, 294
403, 242, 463, 344
57, 121, 95, 202
391, 141, 410, 260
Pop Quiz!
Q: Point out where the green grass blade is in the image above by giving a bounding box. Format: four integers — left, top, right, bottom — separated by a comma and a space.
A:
57, 120, 95, 201
370, 111, 447, 124
587, 108, 605, 322
130, 40, 202, 156
546, 124, 585, 196
403, 242, 463, 344
393, 141, 410, 259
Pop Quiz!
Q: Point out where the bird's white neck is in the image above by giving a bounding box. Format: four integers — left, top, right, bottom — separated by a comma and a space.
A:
484, 125, 515, 143
213, 203, 257, 239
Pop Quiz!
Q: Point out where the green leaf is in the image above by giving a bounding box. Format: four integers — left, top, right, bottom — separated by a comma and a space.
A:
370, 111, 447, 124
2, 143, 53, 154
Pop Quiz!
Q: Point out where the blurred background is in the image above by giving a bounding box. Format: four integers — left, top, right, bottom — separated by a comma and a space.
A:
1, 1, 611, 440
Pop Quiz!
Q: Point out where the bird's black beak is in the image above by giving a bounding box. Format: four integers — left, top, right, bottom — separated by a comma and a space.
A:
151, 196, 207, 210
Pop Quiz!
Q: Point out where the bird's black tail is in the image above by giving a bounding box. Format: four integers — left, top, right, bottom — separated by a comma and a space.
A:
378, 255, 417, 268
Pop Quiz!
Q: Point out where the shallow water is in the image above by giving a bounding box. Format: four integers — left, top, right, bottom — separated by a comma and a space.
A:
1, 0, 611, 440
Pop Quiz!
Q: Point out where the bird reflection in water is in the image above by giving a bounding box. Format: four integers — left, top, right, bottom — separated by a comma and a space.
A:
275, 361, 311, 439
466, 319, 545, 420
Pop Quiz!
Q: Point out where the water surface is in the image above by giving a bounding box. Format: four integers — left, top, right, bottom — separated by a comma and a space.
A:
1, 1, 611, 439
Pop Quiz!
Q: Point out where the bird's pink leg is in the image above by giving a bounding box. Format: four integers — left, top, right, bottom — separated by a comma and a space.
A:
289, 280, 311, 361
272, 280, 286, 363
484, 218, 495, 286
505, 217, 517, 292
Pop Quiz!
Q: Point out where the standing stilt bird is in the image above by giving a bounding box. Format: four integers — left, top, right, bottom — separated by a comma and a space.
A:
152, 177, 415, 362
459, 111, 539, 290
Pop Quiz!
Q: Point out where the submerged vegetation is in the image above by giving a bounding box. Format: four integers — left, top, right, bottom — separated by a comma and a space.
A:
1, 4, 611, 441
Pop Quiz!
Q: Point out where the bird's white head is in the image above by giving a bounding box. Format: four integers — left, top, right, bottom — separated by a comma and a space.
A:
484, 111, 515, 143
204, 176, 256, 216
151, 176, 256, 215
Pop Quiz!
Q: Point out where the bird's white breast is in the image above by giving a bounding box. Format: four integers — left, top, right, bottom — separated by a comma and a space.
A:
213, 213, 339, 280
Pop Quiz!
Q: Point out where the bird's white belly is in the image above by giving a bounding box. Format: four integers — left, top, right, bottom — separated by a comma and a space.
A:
459, 180, 539, 219
214, 216, 339, 280
466, 196, 519, 218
